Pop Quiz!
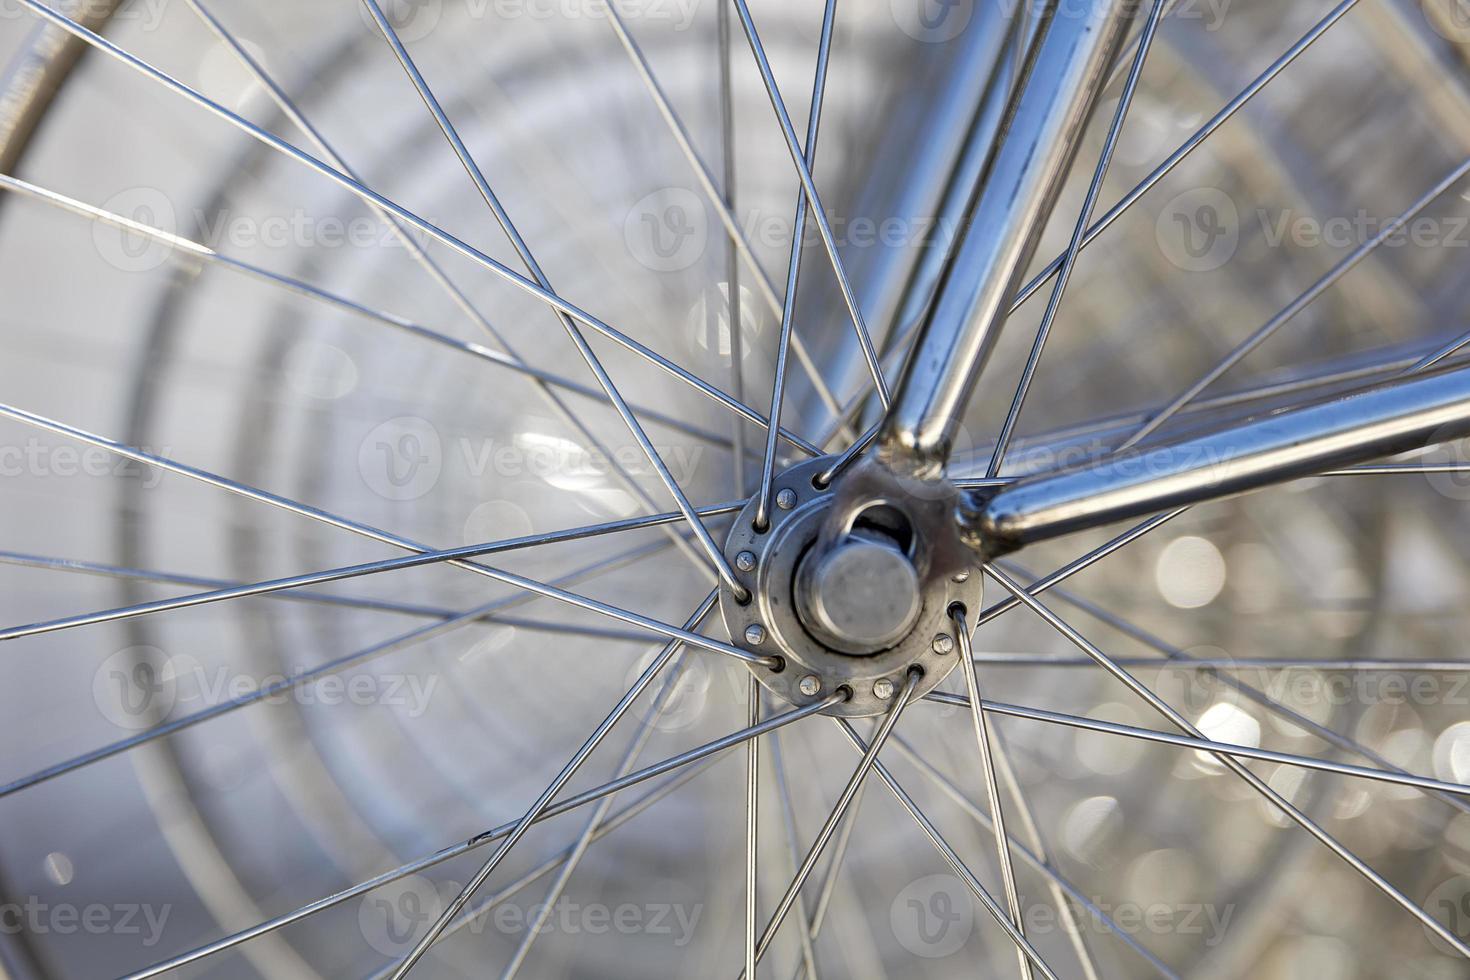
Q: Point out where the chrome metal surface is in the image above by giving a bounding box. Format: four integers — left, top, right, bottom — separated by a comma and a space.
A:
8, 1, 1470, 977
795, 533, 921, 654
970, 361, 1470, 555
879, 0, 1137, 469
719, 457, 980, 716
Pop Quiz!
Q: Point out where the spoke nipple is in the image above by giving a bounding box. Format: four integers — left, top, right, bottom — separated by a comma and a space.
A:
735, 550, 757, 573
872, 677, 896, 700
931, 633, 955, 655
744, 624, 767, 646
776, 488, 798, 511
798, 674, 822, 697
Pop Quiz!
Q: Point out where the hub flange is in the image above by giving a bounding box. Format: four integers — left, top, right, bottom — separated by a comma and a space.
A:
720, 456, 981, 717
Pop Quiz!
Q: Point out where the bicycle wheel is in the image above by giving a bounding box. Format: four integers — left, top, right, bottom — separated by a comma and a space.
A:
1, 1, 1469, 978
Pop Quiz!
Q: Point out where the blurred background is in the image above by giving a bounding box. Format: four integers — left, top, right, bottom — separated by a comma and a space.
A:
3, 0, 1470, 976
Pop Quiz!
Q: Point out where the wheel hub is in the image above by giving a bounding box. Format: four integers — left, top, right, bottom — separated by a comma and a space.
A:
720, 456, 981, 717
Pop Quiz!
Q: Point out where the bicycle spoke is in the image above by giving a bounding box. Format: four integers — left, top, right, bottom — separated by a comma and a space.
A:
0, 543, 675, 799
0, 174, 734, 454
0, 501, 747, 649
768, 726, 821, 980
120, 690, 837, 980
717, 0, 748, 499
1117, 152, 1470, 451
744, 685, 762, 977
832, 719, 1062, 980
983, 564, 1470, 958
988, 0, 1170, 478
922, 693, 1470, 798
974, 509, 1189, 629
385, 614, 816, 978
981, 709, 1134, 977
951, 335, 1470, 483
951, 606, 1032, 980
741, 671, 918, 976
601, 2, 849, 432
887, 734, 1179, 979
7, 2, 1468, 975
371, 759, 717, 980
967, 654, 1470, 671
756, 0, 838, 531
996, 559, 1470, 817
183, 0, 746, 578
362, 0, 744, 597
789, 776, 862, 980
0, 399, 764, 661
491, 592, 719, 979
1008, 0, 1363, 317
959, 463, 1470, 488
0, 510, 735, 634
727, 0, 889, 407
15, 0, 822, 457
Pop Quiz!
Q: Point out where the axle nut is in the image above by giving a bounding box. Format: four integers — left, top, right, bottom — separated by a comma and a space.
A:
796, 537, 922, 655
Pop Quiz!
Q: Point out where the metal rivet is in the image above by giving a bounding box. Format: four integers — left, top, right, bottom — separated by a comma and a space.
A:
931, 633, 955, 655
872, 678, 896, 700
798, 674, 822, 696
744, 624, 767, 646
952, 570, 971, 584
776, 488, 798, 511
736, 550, 757, 572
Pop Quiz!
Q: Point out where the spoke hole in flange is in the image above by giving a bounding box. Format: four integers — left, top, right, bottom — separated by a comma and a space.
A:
766, 656, 786, 674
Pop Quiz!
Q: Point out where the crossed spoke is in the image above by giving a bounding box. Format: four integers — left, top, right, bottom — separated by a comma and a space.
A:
0, 540, 674, 799
360, 0, 745, 597
15, 0, 822, 458
120, 689, 839, 980
0, 401, 766, 663
987, 0, 1170, 478
984, 564, 1470, 958
727, 0, 889, 406
7, 1, 1470, 976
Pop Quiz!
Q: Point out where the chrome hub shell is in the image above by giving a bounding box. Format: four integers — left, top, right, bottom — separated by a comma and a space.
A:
720, 456, 981, 717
